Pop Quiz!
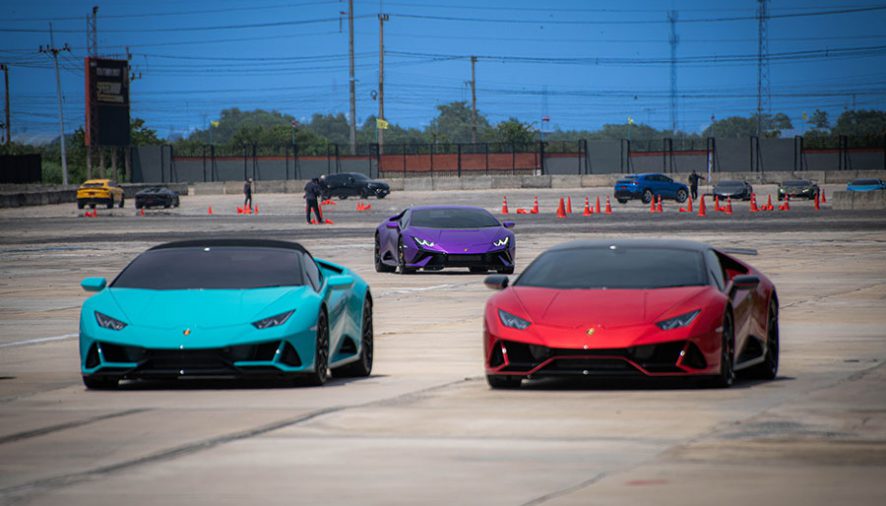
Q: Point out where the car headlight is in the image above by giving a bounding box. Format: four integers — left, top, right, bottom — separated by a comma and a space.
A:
95, 311, 127, 331
414, 237, 435, 248
252, 310, 295, 329
493, 237, 509, 248
498, 309, 530, 330
656, 310, 700, 330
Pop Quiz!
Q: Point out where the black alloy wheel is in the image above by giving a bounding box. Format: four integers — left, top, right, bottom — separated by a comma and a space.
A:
397, 238, 415, 274
642, 189, 654, 204
332, 298, 373, 378
374, 235, 396, 273
676, 189, 688, 203
304, 311, 330, 386
709, 311, 736, 388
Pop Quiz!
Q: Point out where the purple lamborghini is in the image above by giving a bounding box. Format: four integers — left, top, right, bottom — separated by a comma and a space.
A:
374, 205, 516, 274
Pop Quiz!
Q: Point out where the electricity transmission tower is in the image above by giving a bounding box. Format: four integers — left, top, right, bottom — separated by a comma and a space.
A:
668, 10, 679, 134
756, 0, 770, 137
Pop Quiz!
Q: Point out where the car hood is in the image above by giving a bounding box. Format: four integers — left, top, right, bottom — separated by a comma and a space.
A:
408, 226, 507, 252
509, 285, 710, 328
101, 286, 308, 330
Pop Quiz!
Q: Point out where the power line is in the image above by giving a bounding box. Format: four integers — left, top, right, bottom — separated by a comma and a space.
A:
0, 16, 372, 33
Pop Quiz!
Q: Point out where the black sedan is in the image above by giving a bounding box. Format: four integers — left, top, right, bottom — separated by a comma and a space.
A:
778, 180, 819, 201
320, 173, 390, 199
135, 187, 180, 209
712, 180, 753, 201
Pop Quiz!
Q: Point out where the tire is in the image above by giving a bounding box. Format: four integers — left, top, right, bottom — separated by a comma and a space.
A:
332, 298, 373, 378
303, 310, 330, 386
377, 194, 386, 199
397, 238, 415, 274
617, 198, 628, 204
487, 374, 522, 389
745, 300, 779, 380
135, 202, 143, 209
360, 189, 369, 199
707, 311, 736, 388
469, 267, 488, 274
374, 235, 396, 273
77, 200, 85, 209
119, 196, 125, 208
676, 189, 688, 203
174, 197, 180, 208
106, 199, 114, 209
497, 266, 515, 274
641, 189, 654, 204
82, 375, 119, 390
164, 202, 171, 208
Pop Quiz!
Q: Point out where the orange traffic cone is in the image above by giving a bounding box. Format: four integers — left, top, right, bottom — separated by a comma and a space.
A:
501, 196, 509, 215
750, 194, 759, 213
713, 195, 721, 212
254, 204, 260, 215
516, 208, 528, 214
649, 196, 657, 214
531, 196, 539, 214
765, 195, 773, 211
556, 197, 567, 218
657, 195, 663, 213
779, 195, 790, 211
324, 218, 334, 224
583, 196, 592, 216
814, 192, 820, 211
139, 208, 145, 217
310, 218, 317, 224
698, 195, 707, 217
821, 189, 827, 204
725, 197, 733, 215
208, 206, 213, 215
566, 196, 573, 214
604, 196, 612, 215
595, 196, 601, 214
687, 195, 693, 213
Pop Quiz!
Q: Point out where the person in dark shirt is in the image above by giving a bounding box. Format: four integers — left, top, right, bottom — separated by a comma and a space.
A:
304, 177, 323, 224
243, 178, 253, 210
688, 170, 705, 200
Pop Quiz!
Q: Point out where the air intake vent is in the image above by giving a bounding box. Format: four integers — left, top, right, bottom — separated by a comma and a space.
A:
85, 343, 100, 368
279, 342, 302, 367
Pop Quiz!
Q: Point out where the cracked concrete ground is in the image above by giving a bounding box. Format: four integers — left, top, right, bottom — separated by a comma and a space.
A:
0, 188, 885, 505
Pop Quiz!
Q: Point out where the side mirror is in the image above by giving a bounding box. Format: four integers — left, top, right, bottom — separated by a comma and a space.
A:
386, 221, 399, 229
81, 277, 107, 292
502, 221, 515, 229
484, 274, 509, 291
731, 275, 760, 290
327, 275, 354, 289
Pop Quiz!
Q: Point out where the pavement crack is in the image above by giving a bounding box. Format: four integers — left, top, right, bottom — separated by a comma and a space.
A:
519, 473, 607, 506
0, 409, 150, 446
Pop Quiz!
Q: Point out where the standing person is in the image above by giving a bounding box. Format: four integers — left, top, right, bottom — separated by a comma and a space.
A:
688, 170, 705, 200
304, 177, 323, 224
243, 178, 254, 210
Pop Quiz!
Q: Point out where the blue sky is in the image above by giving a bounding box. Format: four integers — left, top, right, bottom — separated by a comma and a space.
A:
2, 0, 885, 143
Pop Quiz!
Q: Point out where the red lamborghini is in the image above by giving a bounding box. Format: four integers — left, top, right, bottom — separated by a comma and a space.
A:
482, 239, 779, 389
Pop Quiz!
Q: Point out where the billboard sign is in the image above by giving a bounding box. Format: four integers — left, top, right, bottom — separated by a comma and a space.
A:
85, 57, 130, 146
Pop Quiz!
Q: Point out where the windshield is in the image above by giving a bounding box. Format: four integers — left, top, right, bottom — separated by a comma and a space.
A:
516, 246, 707, 289
350, 173, 369, 181
81, 182, 105, 188
784, 180, 809, 187
410, 208, 500, 229
716, 181, 744, 188
112, 247, 304, 290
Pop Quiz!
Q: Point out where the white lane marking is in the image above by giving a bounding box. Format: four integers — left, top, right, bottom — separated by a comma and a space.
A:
0, 333, 78, 349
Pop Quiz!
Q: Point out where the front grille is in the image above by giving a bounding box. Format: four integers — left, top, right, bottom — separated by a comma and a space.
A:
146, 349, 231, 370
494, 339, 687, 375
416, 251, 509, 269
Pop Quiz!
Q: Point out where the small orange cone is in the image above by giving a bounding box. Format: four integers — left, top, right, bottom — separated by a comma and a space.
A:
531, 196, 539, 214
649, 197, 657, 214
566, 196, 572, 214
779, 195, 790, 211
713, 195, 721, 212
324, 218, 334, 224
750, 194, 759, 213
139, 208, 145, 217
821, 189, 827, 204
595, 196, 601, 214
516, 208, 528, 215
687, 195, 693, 213
310, 218, 317, 224
501, 196, 509, 215
583, 196, 592, 216
208, 206, 213, 215
725, 197, 733, 215
698, 195, 707, 217
604, 196, 612, 215
556, 197, 567, 219
656, 195, 663, 213
814, 192, 820, 211
765, 195, 773, 211
255, 204, 260, 215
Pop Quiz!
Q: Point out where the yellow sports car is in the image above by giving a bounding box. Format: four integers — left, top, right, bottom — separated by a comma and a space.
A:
77, 179, 125, 209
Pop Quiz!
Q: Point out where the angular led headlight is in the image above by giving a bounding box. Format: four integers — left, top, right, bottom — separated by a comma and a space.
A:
656, 310, 700, 330
95, 311, 127, 331
493, 237, 509, 248
413, 237, 435, 248
498, 309, 530, 330
252, 310, 295, 329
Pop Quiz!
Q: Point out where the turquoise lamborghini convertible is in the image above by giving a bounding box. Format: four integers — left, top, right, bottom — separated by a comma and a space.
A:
78, 239, 373, 389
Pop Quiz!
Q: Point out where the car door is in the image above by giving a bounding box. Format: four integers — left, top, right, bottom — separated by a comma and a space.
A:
713, 251, 755, 359
384, 210, 409, 260
303, 253, 346, 357
659, 175, 677, 199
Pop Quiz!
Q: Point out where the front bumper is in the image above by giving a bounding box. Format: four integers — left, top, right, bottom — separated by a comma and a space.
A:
407, 248, 513, 270
370, 187, 390, 197
136, 197, 172, 207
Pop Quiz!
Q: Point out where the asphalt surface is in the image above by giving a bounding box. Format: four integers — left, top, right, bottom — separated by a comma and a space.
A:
1, 185, 885, 505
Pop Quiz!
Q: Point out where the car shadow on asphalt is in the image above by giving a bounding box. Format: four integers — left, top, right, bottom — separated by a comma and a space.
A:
108, 374, 390, 391
515, 375, 795, 391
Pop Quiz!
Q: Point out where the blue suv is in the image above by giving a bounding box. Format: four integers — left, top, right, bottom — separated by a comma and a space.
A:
614, 173, 690, 204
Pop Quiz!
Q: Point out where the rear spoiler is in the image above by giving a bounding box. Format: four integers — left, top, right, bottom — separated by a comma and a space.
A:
719, 247, 758, 256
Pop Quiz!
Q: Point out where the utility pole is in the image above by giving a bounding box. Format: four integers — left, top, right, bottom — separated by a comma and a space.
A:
347, 0, 357, 155
86, 6, 98, 177
378, 13, 389, 153
756, 0, 770, 138
470, 56, 477, 144
668, 10, 679, 134
1, 64, 9, 146
39, 24, 71, 185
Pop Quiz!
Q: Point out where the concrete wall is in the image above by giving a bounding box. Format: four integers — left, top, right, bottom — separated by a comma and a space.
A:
831, 189, 886, 210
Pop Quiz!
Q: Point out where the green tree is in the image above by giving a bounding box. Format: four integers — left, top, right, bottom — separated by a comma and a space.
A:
427, 102, 492, 144
703, 113, 793, 138
832, 109, 886, 137
494, 118, 535, 145
807, 109, 830, 130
